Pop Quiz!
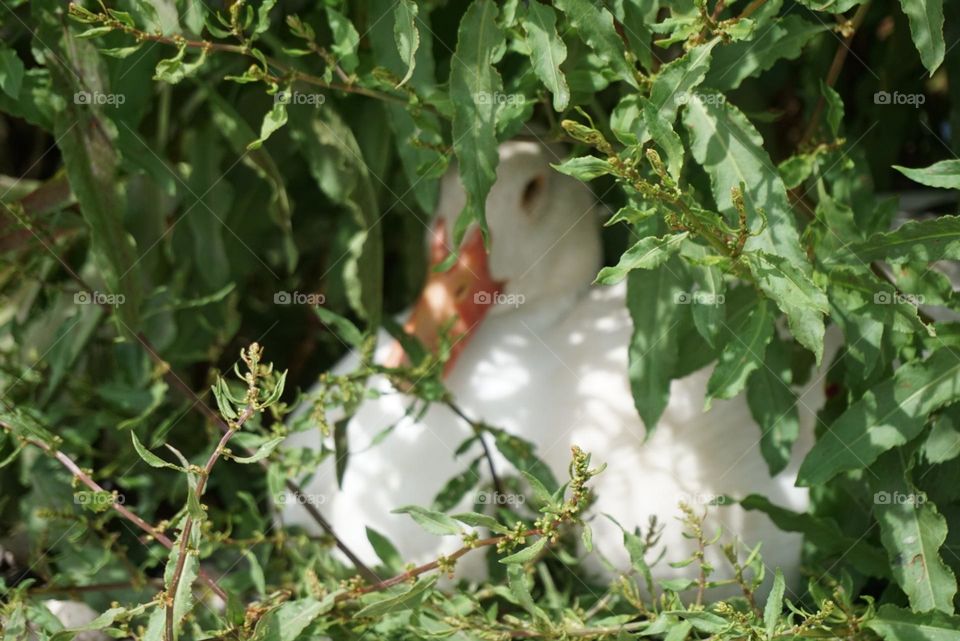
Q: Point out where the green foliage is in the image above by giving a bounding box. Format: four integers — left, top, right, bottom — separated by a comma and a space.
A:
1, 0, 960, 640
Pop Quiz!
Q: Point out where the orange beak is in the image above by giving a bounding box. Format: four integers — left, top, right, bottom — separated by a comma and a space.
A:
385, 219, 504, 377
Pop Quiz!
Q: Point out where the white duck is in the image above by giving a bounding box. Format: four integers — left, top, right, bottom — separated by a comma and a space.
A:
282, 140, 823, 592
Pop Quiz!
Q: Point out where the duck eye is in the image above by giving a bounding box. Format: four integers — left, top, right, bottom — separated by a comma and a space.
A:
521, 174, 546, 213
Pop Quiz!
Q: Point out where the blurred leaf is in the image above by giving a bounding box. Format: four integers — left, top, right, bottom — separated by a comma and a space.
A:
393, 0, 420, 87
866, 604, 960, 640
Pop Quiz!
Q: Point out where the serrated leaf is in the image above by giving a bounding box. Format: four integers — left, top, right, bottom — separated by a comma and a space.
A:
798, 348, 960, 486
895, 160, 960, 190
866, 604, 960, 640
393, 0, 419, 87
707, 17, 826, 91
500, 536, 547, 564
596, 233, 689, 285
707, 298, 773, 404
553, 0, 638, 89
649, 40, 718, 126
869, 449, 956, 613
746, 252, 828, 363
521, 1, 569, 111
898, 0, 945, 75
683, 95, 807, 268
393, 505, 461, 535
848, 215, 960, 265
449, 0, 504, 246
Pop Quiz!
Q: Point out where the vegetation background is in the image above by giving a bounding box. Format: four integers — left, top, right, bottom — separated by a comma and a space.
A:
1, 0, 960, 639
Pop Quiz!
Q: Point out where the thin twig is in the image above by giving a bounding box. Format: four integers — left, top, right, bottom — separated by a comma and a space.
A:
443, 398, 506, 498
1, 427, 226, 600
164, 409, 251, 641
344, 528, 543, 600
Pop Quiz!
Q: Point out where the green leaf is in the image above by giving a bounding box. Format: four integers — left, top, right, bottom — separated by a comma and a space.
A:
491, 428, 559, 492
924, 411, 960, 464
254, 0, 277, 35
313, 306, 365, 348
869, 449, 956, 613
746, 252, 828, 363
898, 0, 945, 75
520, 1, 569, 111
683, 95, 807, 268
247, 100, 288, 150
432, 457, 482, 512
866, 604, 960, 640
553, 0, 638, 88
0, 47, 24, 99
230, 436, 284, 464
596, 233, 689, 285
289, 107, 382, 325
797, 348, 960, 486
325, 7, 360, 73
500, 536, 547, 564
253, 595, 337, 641
507, 564, 550, 621
707, 17, 826, 91
355, 577, 437, 617
393, 505, 461, 535
822, 80, 845, 137
334, 417, 349, 488
551, 156, 613, 181
895, 160, 960, 190
626, 260, 684, 432
49, 608, 126, 641
453, 511, 511, 534
393, 0, 419, 87
707, 298, 774, 404
449, 0, 505, 246
163, 546, 199, 630
848, 215, 960, 265
764, 569, 785, 636
649, 40, 718, 126
366, 527, 404, 572
131, 431, 185, 471
747, 337, 801, 475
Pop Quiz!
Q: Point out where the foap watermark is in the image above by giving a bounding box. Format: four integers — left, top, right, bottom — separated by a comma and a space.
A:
75, 290, 125, 306
474, 291, 525, 308
274, 90, 326, 108
874, 491, 926, 506
679, 492, 728, 506
673, 291, 725, 306
74, 90, 126, 106
874, 91, 925, 108
874, 291, 924, 306
274, 492, 327, 506
75, 491, 125, 508
477, 491, 525, 506
274, 291, 326, 305
675, 91, 725, 107
475, 91, 525, 107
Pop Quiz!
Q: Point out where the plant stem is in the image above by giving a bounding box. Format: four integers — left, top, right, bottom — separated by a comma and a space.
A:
163, 407, 252, 641
443, 398, 505, 498
345, 528, 543, 599
798, 2, 871, 148
1, 426, 226, 600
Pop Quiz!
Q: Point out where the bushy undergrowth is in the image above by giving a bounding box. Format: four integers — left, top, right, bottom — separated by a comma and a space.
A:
2, 0, 960, 639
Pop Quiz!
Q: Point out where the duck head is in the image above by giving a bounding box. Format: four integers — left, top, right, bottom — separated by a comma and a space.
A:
387, 140, 603, 375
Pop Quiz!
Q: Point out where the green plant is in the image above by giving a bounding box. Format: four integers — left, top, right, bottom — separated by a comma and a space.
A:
1, 0, 960, 639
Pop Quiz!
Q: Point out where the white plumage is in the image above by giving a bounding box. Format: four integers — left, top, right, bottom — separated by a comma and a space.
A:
282, 140, 827, 592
